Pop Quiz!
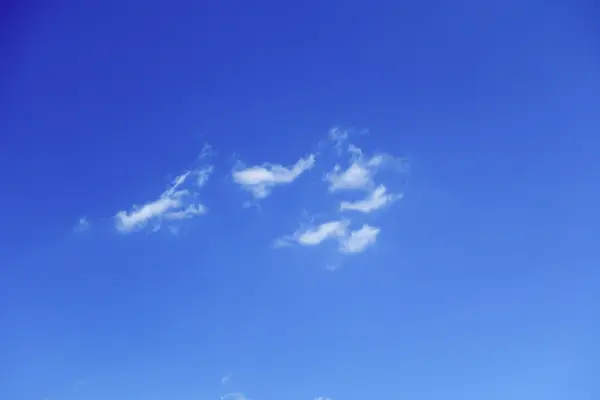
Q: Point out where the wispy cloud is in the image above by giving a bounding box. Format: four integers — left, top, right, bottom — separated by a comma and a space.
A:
195, 165, 214, 187
321, 126, 369, 154
324, 144, 404, 192
314, 397, 333, 400
339, 224, 380, 253
221, 374, 232, 386
340, 184, 401, 213
74, 217, 89, 232
114, 165, 212, 233
199, 142, 214, 159
162, 204, 206, 221
221, 393, 247, 400
232, 154, 316, 199
271, 130, 404, 266
328, 126, 348, 153
274, 220, 349, 248
325, 163, 372, 192
276, 220, 379, 255
219, 375, 247, 400
296, 220, 349, 245
324, 146, 381, 192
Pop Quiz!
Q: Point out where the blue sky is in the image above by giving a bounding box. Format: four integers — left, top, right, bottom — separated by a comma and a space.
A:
1, 1, 599, 399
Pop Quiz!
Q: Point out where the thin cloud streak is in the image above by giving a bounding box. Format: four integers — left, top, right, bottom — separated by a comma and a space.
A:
114, 165, 212, 233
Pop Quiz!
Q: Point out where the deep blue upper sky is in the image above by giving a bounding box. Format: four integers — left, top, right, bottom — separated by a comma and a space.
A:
1, 1, 599, 400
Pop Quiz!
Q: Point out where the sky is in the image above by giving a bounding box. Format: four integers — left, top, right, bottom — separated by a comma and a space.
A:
0, 1, 599, 399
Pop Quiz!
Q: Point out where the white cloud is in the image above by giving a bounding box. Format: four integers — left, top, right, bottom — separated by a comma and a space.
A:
270, 130, 404, 266
340, 224, 380, 253
325, 163, 372, 192
275, 220, 349, 247
276, 221, 379, 255
340, 184, 401, 213
314, 397, 333, 400
232, 154, 316, 199
324, 146, 382, 192
324, 144, 405, 192
296, 220, 349, 245
114, 166, 212, 233
74, 217, 89, 232
221, 393, 247, 400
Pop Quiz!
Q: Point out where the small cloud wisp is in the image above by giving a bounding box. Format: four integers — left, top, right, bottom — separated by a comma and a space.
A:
220, 374, 232, 386
74, 217, 89, 232
340, 184, 401, 213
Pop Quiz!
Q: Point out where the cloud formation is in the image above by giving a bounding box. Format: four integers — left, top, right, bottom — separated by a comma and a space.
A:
273, 129, 406, 267
232, 154, 316, 199
106, 128, 403, 268
114, 165, 212, 233
339, 224, 380, 253
324, 146, 380, 191
276, 220, 378, 254
324, 144, 403, 192
339, 185, 401, 213
275, 220, 349, 248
